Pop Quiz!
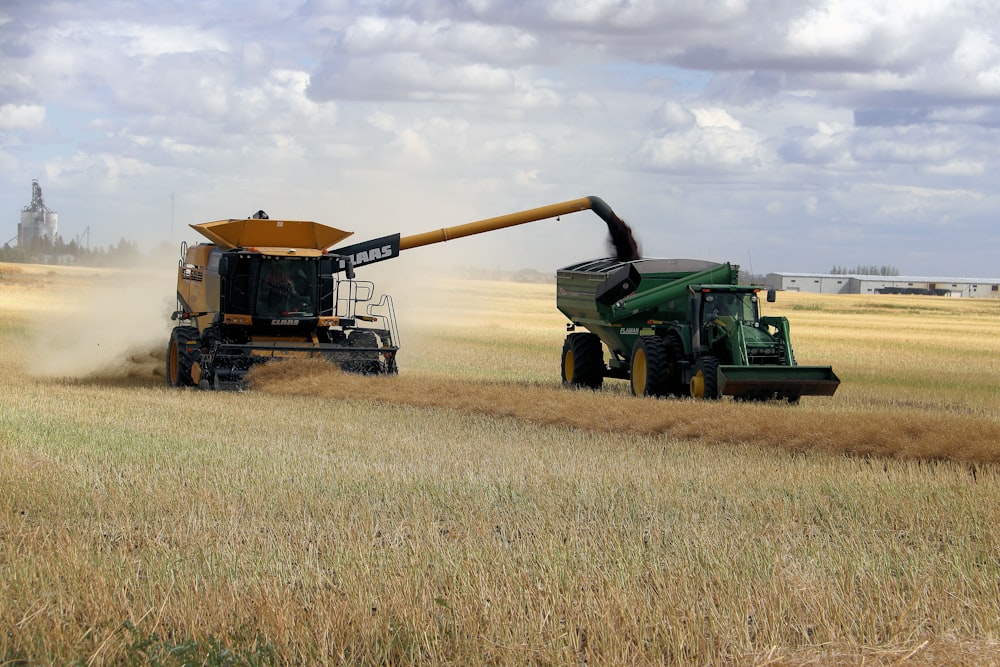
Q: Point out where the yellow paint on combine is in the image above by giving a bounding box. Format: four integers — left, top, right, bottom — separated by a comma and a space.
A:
399, 197, 594, 250
192, 218, 353, 250
249, 247, 325, 257
223, 314, 253, 325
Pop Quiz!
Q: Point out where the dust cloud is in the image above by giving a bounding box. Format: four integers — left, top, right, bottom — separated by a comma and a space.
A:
27, 266, 176, 382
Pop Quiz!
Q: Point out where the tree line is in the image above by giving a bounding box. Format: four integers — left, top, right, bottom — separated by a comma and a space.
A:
829, 265, 900, 276
0, 235, 142, 267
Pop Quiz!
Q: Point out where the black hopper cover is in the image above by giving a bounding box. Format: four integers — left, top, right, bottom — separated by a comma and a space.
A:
595, 263, 641, 306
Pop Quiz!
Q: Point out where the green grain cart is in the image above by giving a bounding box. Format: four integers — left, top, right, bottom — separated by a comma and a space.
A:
557, 257, 840, 401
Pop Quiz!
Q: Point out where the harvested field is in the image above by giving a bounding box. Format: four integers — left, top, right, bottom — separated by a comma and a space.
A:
1, 262, 999, 666
249, 357, 1000, 463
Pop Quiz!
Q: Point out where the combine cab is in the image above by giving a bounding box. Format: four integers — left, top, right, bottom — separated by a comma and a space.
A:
558, 258, 839, 401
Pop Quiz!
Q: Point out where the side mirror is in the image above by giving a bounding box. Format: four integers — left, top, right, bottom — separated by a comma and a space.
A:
344, 256, 355, 280
767, 289, 776, 303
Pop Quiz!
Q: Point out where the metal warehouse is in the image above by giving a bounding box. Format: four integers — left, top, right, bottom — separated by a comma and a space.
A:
765, 272, 1000, 299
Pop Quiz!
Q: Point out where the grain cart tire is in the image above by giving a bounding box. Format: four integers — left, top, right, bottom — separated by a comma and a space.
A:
662, 335, 687, 397
690, 355, 721, 400
630, 336, 671, 397
561, 333, 604, 389
166, 326, 200, 387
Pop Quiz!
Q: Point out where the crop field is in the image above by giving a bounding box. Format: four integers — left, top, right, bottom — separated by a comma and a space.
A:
1, 261, 999, 665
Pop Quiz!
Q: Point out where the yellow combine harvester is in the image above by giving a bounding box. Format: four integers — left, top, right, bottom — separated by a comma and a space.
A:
168, 198, 633, 389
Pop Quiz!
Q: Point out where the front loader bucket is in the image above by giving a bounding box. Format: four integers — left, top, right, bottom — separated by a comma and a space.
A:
718, 365, 840, 399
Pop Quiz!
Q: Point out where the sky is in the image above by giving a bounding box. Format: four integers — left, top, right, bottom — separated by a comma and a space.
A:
1, 0, 999, 278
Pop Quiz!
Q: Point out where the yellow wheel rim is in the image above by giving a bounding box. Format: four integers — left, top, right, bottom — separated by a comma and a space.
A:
632, 348, 647, 395
690, 370, 704, 399
563, 349, 575, 383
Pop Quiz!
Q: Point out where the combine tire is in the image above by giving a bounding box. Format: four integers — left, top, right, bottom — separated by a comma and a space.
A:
385, 354, 399, 375
690, 355, 721, 400
561, 333, 604, 389
630, 336, 670, 397
166, 326, 200, 387
343, 330, 383, 375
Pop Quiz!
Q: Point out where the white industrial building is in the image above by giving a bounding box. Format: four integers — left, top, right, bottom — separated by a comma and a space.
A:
765, 272, 1000, 299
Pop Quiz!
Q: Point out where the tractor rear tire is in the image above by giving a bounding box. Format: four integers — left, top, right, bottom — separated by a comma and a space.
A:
166, 326, 200, 387
561, 333, 604, 389
662, 335, 687, 397
630, 336, 670, 397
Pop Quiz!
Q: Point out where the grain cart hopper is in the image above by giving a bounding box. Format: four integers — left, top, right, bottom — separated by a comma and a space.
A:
168, 197, 635, 389
557, 258, 840, 401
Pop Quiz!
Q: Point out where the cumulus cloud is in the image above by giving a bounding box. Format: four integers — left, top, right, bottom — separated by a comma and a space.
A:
342, 15, 539, 62
634, 106, 770, 172
312, 52, 532, 102
1, 0, 999, 277
45, 152, 153, 193
0, 103, 45, 130
778, 122, 853, 166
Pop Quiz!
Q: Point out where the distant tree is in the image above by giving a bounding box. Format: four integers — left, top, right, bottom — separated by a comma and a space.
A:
738, 268, 768, 284
0, 243, 27, 263
0, 233, 143, 267
829, 264, 900, 276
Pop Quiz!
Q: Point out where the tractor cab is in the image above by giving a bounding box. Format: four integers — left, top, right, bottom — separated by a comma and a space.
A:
690, 286, 779, 366
698, 289, 760, 329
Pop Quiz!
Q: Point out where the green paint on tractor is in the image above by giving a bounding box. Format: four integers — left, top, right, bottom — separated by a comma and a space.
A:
557, 258, 840, 401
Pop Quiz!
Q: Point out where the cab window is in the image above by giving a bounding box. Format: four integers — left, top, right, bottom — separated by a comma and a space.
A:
256, 258, 317, 317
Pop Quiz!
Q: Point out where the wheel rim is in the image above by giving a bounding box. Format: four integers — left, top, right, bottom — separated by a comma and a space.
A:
632, 348, 647, 395
563, 349, 575, 383
690, 370, 704, 399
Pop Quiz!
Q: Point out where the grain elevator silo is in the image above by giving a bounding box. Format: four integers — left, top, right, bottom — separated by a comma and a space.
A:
19, 179, 58, 246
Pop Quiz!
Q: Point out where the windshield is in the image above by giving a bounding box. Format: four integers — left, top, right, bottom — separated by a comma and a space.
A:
702, 292, 758, 325
256, 258, 317, 318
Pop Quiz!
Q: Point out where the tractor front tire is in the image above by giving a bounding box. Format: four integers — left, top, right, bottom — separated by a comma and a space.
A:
562, 333, 604, 389
630, 336, 670, 397
690, 355, 721, 400
166, 326, 200, 387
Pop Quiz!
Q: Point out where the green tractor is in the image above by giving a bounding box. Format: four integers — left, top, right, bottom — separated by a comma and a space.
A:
557, 258, 839, 401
